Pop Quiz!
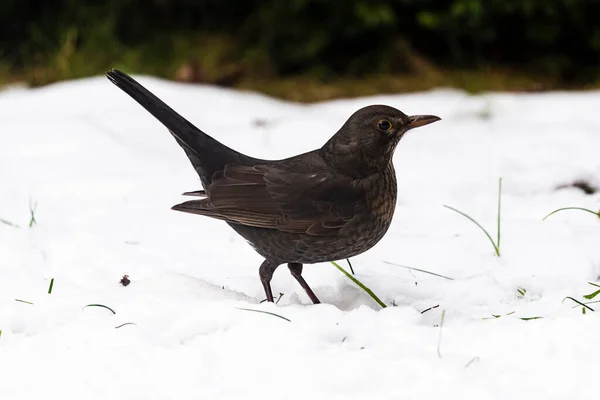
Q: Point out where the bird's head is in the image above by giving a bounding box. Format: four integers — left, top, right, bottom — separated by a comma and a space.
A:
321, 105, 440, 177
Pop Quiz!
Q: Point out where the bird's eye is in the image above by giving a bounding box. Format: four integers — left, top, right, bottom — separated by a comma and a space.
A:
377, 119, 392, 132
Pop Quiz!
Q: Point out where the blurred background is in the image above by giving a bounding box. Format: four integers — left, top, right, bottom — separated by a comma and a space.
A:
1, 0, 599, 101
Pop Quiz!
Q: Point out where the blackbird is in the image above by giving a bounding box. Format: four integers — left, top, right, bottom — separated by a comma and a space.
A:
106, 69, 440, 304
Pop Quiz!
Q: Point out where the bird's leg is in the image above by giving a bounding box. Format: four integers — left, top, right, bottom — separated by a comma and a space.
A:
259, 259, 280, 303
288, 263, 321, 304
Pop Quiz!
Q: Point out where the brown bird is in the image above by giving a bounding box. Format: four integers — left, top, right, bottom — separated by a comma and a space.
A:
106, 69, 440, 304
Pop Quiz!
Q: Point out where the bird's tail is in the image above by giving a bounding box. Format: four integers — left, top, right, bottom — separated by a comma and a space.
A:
106, 69, 252, 185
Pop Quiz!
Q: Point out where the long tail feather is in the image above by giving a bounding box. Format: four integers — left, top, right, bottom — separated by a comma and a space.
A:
106, 69, 255, 185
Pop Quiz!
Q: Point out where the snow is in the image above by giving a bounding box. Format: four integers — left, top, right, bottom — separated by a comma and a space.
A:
1, 75, 600, 399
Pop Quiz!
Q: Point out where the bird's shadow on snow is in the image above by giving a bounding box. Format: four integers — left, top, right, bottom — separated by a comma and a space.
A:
284, 282, 382, 311
164, 273, 382, 311
147, 272, 258, 303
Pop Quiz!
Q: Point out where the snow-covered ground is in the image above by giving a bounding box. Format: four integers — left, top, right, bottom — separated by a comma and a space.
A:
1, 75, 599, 399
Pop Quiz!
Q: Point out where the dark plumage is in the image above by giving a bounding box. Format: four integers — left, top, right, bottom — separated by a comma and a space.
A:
106, 69, 440, 304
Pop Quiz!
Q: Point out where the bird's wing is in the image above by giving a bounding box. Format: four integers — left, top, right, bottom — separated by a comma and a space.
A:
172, 164, 363, 235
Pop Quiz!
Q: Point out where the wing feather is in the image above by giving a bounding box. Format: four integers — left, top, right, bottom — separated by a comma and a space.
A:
173, 164, 362, 235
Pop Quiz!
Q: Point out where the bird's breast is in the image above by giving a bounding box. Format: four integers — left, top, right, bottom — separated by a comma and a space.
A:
366, 164, 397, 222
357, 163, 397, 242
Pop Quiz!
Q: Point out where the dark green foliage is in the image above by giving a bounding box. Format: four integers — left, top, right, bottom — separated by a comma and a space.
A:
414, 0, 600, 82
1, 0, 599, 85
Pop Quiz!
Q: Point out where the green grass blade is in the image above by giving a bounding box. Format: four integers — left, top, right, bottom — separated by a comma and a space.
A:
443, 204, 500, 256
465, 357, 480, 369
497, 177, 502, 252
0, 217, 20, 228
115, 322, 137, 329
235, 307, 291, 322
519, 316, 542, 321
382, 261, 454, 280
15, 299, 34, 305
543, 207, 599, 221
587, 282, 600, 289
583, 289, 600, 300
562, 297, 595, 311
331, 261, 387, 308
28, 199, 37, 228
567, 300, 600, 309
481, 314, 502, 320
580, 300, 600, 307
47, 278, 54, 294
82, 304, 116, 314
